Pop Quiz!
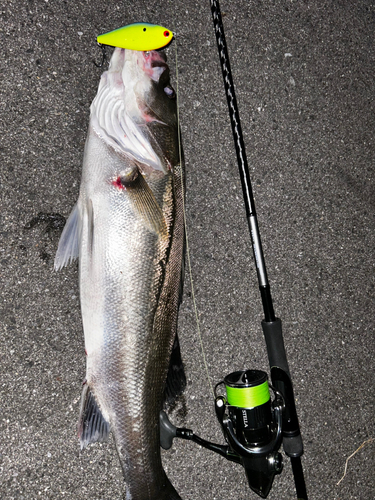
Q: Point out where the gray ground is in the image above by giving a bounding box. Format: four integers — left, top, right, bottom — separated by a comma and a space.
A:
1, 0, 374, 499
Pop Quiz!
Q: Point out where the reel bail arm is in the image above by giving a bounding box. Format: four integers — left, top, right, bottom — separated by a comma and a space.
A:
160, 411, 241, 464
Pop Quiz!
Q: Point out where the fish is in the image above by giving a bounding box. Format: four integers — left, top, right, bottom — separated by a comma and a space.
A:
54, 47, 185, 500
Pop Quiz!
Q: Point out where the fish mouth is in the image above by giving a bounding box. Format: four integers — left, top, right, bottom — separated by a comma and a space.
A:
142, 51, 168, 83
151, 61, 167, 70
149, 50, 167, 62
147, 49, 167, 64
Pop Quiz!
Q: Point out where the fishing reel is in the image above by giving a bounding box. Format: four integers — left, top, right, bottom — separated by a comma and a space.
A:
160, 369, 284, 498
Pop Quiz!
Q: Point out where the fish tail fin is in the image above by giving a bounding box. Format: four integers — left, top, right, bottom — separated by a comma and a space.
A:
78, 383, 110, 449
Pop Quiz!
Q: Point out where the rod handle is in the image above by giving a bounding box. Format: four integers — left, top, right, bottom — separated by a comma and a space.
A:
261, 318, 303, 458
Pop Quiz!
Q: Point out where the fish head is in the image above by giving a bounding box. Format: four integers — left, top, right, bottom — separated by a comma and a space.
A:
91, 48, 179, 173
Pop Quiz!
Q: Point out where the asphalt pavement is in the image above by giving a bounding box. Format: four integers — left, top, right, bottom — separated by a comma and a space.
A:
1, 1, 374, 499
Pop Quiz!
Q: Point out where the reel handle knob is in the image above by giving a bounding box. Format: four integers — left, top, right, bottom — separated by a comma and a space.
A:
160, 410, 177, 450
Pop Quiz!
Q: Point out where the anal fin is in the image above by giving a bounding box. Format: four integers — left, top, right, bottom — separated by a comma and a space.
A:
78, 384, 110, 450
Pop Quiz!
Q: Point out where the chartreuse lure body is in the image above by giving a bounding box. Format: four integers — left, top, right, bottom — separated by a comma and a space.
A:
97, 23, 173, 51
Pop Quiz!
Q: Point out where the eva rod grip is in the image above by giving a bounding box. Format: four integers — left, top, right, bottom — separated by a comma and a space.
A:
261, 318, 304, 458
262, 318, 290, 375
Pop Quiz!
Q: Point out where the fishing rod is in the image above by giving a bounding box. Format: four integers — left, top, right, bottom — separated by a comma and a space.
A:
160, 2, 308, 499
208, 1, 307, 497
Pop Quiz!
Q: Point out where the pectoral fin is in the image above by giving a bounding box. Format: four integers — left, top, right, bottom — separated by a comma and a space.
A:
54, 203, 80, 270
117, 167, 168, 238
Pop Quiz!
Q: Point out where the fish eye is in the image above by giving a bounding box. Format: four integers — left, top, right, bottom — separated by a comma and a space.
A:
163, 85, 175, 99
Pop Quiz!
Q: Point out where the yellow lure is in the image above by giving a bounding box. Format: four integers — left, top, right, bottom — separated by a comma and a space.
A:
97, 23, 173, 51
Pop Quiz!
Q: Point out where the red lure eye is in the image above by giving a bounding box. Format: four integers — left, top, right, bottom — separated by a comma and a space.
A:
163, 30, 170, 37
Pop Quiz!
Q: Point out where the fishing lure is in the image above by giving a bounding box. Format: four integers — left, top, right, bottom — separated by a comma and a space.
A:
97, 23, 173, 51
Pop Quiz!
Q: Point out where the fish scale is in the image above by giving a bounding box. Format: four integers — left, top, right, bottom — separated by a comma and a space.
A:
55, 48, 184, 500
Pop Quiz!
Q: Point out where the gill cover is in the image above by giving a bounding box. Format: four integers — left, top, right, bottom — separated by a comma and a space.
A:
97, 23, 173, 51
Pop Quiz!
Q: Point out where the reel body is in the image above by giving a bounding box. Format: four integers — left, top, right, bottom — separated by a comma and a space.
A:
160, 369, 284, 499
215, 370, 284, 498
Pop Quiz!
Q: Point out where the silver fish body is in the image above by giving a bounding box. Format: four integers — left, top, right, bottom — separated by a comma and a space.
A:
55, 48, 184, 500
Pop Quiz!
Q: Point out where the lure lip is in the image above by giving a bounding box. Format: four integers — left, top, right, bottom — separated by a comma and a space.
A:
97, 22, 174, 52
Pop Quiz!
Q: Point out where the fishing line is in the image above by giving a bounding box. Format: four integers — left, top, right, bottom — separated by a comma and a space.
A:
172, 28, 215, 398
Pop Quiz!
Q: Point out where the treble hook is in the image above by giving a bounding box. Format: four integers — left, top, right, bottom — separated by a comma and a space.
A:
93, 44, 108, 68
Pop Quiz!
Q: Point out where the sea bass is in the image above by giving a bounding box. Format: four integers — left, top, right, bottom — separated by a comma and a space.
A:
55, 48, 185, 500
